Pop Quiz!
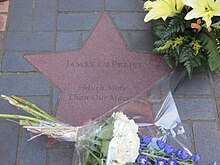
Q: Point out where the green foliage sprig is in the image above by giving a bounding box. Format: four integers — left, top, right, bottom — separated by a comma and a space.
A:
144, 0, 220, 77
152, 14, 216, 77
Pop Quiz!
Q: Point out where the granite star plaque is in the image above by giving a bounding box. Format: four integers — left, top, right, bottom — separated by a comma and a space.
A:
26, 13, 170, 125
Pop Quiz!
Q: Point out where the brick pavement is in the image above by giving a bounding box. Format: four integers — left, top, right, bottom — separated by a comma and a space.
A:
0, 0, 219, 164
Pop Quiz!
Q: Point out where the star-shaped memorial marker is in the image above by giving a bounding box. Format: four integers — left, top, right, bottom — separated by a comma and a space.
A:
26, 13, 170, 126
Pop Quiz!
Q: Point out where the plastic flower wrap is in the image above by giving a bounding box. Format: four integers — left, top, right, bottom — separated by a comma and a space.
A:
72, 88, 190, 165
0, 74, 205, 164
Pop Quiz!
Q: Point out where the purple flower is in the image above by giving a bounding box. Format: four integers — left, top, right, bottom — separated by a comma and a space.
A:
155, 158, 166, 165
140, 136, 152, 146
140, 145, 146, 152
210, 162, 217, 165
175, 149, 182, 158
156, 140, 166, 149
168, 159, 177, 165
164, 144, 174, 155
175, 149, 189, 160
191, 154, 201, 162
181, 150, 189, 160
136, 155, 148, 165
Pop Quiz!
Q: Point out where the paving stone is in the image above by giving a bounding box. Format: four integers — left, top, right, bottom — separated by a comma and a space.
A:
106, 0, 144, 11
2, 53, 36, 72
0, 96, 50, 120
8, 0, 32, 30
0, 32, 3, 51
212, 72, 220, 116
0, 121, 19, 165
57, 13, 100, 30
193, 122, 220, 164
130, 31, 154, 52
33, 0, 57, 30
174, 97, 216, 120
0, 0, 9, 12
0, 14, 7, 31
56, 32, 79, 51
59, 0, 104, 11
0, 75, 50, 96
175, 73, 212, 95
52, 86, 60, 116
46, 140, 74, 149
5, 32, 54, 51
110, 13, 151, 30
81, 31, 90, 45
121, 31, 131, 48
166, 123, 193, 152
23, 96, 50, 114
0, 97, 27, 115
19, 130, 47, 165
47, 148, 74, 165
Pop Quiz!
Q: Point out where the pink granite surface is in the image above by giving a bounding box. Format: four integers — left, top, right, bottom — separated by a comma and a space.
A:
26, 13, 170, 126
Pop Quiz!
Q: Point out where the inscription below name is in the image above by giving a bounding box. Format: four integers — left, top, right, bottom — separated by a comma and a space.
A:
66, 59, 144, 69
81, 84, 127, 93
68, 93, 134, 102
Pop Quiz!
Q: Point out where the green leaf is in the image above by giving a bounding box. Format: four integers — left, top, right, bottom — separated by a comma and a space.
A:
92, 139, 102, 146
198, 30, 220, 71
95, 124, 113, 140
101, 140, 110, 157
19, 120, 39, 126
211, 21, 220, 29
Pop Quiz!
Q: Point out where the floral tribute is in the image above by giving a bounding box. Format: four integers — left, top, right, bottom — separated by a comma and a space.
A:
0, 91, 210, 165
144, 0, 220, 77
136, 136, 200, 165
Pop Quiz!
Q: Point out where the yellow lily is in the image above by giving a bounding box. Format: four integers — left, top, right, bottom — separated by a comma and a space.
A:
183, 0, 220, 27
144, 0, 185, 22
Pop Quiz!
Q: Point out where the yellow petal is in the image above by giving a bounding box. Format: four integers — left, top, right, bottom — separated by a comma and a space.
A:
182, 0, 200, 8
144, 1, 155, 10
164, 0, 175, 10
202, 14, 212, 27
184, 9, 205, 20
214, 1, 220, 15
144, 0, 182, 22
144, 10, 155, 22
144, 9, 161, 22
176, 0, 184, 11
162, 15, 169, 21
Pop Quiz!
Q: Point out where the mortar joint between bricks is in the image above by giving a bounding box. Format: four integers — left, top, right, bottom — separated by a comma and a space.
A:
0, 2, 10, 71
30, 0, 36, 31
48, 82, 54, 115
174, 94, 213, 98
15, 125, 23, 165
207, 71, 220, 123
53, 0, 59, 51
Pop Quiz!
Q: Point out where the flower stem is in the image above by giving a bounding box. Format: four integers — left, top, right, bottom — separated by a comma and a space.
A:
0, 114, 40, 123
11, 95, 55, 121
83, 145, 101, 162
141, 152, 194, 165
1, 95, 55, 122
